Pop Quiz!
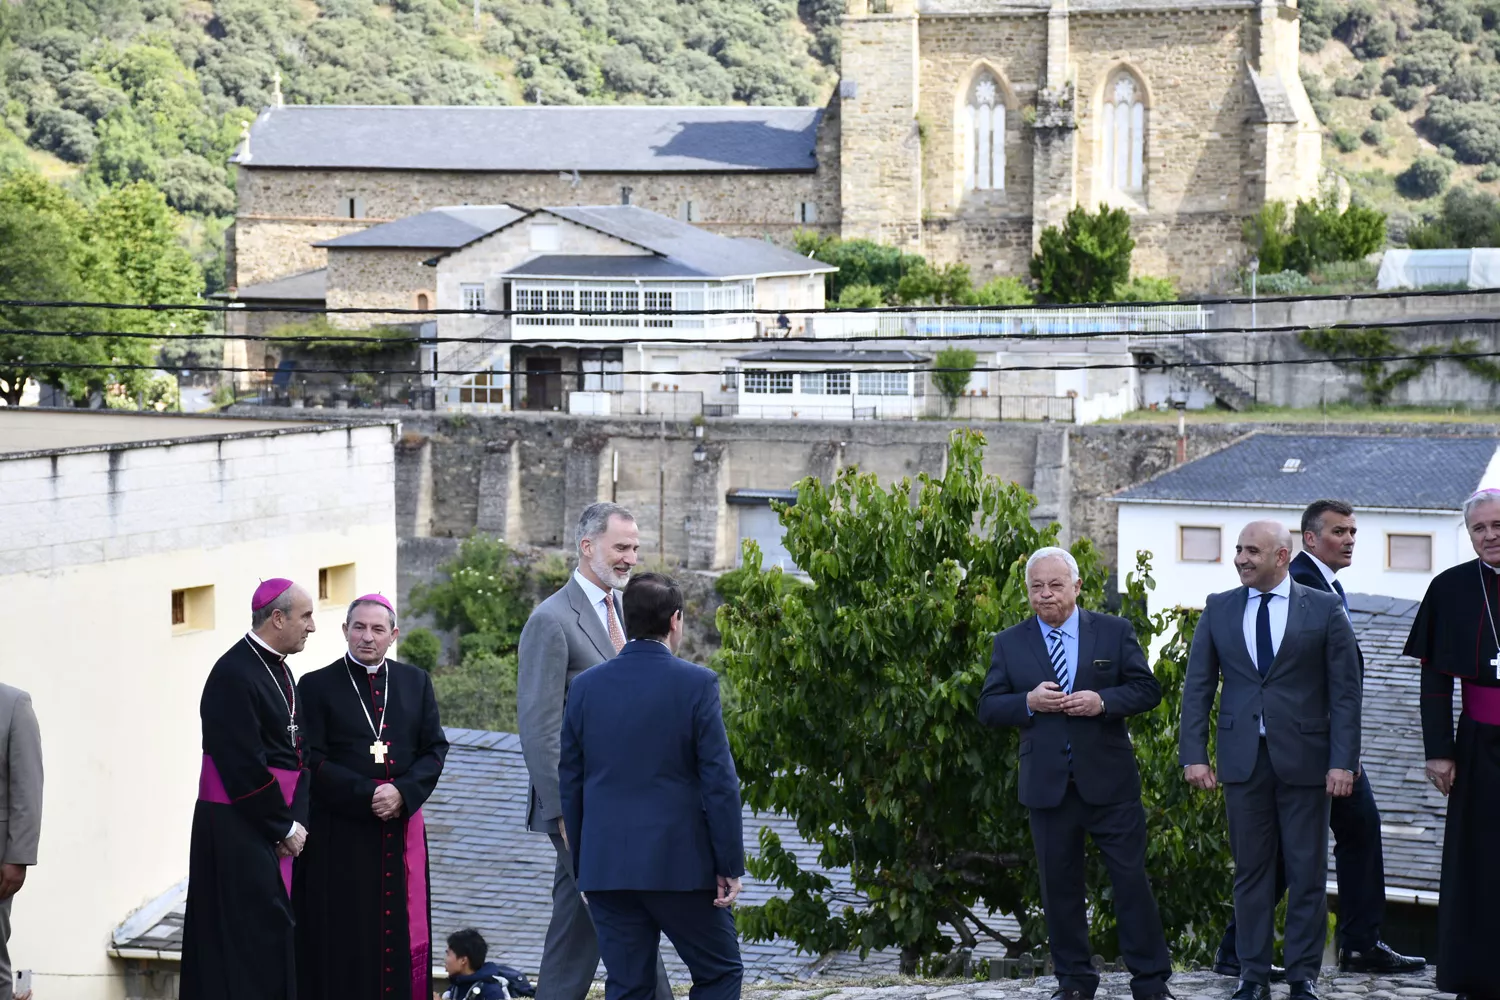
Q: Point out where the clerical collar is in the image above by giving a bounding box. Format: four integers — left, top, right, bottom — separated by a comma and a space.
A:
346, 652, 385, 676
1303, 551, 1340, 588
246, 630, 285, 661
1485, 560, 1500, 574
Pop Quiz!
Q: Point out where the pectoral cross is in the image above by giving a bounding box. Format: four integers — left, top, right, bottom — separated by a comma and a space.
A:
287, 721, 299, 743
370, 740, 390, 764
1491, 653, 1500, 678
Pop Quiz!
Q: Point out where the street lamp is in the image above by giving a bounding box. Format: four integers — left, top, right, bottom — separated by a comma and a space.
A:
1247, 254, 1260, 333
692, 442, 707, 463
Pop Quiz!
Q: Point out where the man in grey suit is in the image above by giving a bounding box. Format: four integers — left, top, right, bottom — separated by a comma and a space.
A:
0, 682, 42, 1000
1180, 521, 1361, 1000
518, 502, 670, 1000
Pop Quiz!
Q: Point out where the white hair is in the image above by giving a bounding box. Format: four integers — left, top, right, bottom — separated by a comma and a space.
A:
1025, 546, 1079, 583
1465, 489, 1500, 526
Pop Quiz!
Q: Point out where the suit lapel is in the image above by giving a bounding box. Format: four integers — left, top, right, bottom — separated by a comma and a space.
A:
1266, 582, 1309, 682
1025, 617, 1055, 685
1075, 611, 1097, 692
566, 577, 615, 661
1225, 586, 1264, 683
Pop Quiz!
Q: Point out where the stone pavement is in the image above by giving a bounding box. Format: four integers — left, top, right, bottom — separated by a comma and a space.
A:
744, 969, 1447, 1000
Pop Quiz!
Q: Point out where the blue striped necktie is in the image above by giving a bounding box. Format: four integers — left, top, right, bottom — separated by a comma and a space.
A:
1048, 628, 1072, 693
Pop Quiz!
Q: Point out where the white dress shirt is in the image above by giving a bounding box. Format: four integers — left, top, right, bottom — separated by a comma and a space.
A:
1242, 574, 1291, 737
573, 569, 618, 634
1303, 551, 1339, 589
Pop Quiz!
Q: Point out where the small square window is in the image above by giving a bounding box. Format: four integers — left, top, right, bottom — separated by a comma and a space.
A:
620, 186, 633, 206
529, 223, 561, 252
720, 366, 739, 391
341, 196, 366, 220
680, 201, 700, 223
318, 563, 356, 607
1179, 526, 1221, 563
1388, 534, 1432, 572
461, 283, 486, 312
171, 585, 215, 635
798, 201, 818, 224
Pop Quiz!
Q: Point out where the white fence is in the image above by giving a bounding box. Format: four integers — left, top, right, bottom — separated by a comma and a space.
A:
807, 305, 1209, 340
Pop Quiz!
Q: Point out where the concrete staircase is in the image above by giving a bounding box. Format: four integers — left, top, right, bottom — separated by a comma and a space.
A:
1129, 335, 1257, 411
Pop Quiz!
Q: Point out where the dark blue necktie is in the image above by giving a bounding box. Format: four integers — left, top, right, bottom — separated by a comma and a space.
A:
1332, 577, 1349, 613
1255, 592, 1274, 677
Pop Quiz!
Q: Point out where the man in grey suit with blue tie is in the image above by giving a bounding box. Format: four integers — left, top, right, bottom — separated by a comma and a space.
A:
518, 502, 671, 1000
1180, 521, 1362, 1000
979, 547, 1173, 1000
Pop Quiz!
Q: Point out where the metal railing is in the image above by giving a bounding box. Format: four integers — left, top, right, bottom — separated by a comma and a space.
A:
810, 305, 1209, 340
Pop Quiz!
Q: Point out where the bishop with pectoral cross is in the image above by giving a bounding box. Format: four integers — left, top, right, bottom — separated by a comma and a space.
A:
293, 595, 449, 1000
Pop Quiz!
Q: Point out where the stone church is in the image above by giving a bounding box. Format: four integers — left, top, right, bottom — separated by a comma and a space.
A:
229, 0, 1319, 298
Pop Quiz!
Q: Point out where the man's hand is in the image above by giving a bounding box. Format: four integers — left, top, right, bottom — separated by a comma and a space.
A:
372, 784, 404, 821
1060, 690, 1104, 717
280, 822, 308, 858
1027, 681, 1067, 714
1426, 757, 1457, 796
558, 818, 569, 851
1184, 764, 1217, 790
0, 863, 25, 901
715, 875, 742, 909
1326, 769, 1354, 797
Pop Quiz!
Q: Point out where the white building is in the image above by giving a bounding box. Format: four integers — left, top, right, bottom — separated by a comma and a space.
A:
426, 204, 834, 414
0, 410, 399, 1000
1111, 432, 1500, 613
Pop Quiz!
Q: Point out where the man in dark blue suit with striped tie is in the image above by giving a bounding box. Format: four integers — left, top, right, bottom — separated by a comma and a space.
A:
979, 547, 1173, 1000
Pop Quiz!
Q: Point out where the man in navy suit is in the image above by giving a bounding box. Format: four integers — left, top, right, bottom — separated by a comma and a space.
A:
1210, 501, 1423, 978
558, 572, 744, 1000
979, 547, 1173, 1000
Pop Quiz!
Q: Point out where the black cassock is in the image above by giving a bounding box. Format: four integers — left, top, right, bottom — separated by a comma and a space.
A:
294, 655, 448, 1000
1404, 557, 1500, 998
182, 636, 309, 1000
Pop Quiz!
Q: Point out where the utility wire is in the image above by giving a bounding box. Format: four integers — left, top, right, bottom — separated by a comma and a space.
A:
1, 283, 1499, 316
5, 312, 1500, 345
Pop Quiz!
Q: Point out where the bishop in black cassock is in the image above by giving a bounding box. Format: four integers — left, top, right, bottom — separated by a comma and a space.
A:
1404, 490, 1500, 1000
181, 579, 316, 1000
294, 594, 448, 1000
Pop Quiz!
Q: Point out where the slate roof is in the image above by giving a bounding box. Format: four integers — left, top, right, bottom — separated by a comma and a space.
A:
112, 728, 1019, 979
1343, 593, 1446, 900
735, 349, 930, 364
1112, 433, 1499, 511
233, 106, 824, 173
226, 268, 328, 302
504, 255, 704, 280
316, 206, 525, 250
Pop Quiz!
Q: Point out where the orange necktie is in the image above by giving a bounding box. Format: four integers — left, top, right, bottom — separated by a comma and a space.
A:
605, 596, 626, 653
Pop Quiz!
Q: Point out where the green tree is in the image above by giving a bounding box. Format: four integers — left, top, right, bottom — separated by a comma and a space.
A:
1029, 206, 1135, 303
718, 430, 1230, 973
930, 347, 978, 413
1397, 157, 1454, 200
964, 276, 1034, 306
1244, 202, 1293, 273
796, 232, 928, 304
1118, 276, 1178, 302
1284, 199, 1387, 273
397, 626, 442, 672
895, 261, 974, 306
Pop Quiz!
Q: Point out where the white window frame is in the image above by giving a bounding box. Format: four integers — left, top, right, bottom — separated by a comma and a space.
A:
1101, 72, 1146, 199
962, 74, 1006, 193
857, 371, 909, 396
798, 201, 818, 224
1178, 525, 1222, 563
460, 283, 486, 312
1387, 533, 1433, 572
530, 223, 561, 252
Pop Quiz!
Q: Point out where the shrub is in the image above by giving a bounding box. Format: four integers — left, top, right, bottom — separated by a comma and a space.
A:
1436, 62, 1500, 102
29, 107, 95, 163
1481, 165, 1500, 182
1390, 30, 1463, 86
1424, 96, 1500, 163
1118, 275, 1178, 301
1029, 205, 1135, 303
1332, 128, 1362, 153
1420, 0, 1483, 41
1285, 198, 1388, 272
398, 627, 442, 672
1244, 202, 1294, 273
833, 282, 884, 308
1392, 84, 1425, 110
1253, 269, 1316, 294
1357, 19, 1400, 56
1362, 124, 1385, 145
931, 347, 978, 413
965, 275, 1034, 306
1333, 62, 1382, 97
1398, 156, 1453, 198
1371, 102, 1395, 120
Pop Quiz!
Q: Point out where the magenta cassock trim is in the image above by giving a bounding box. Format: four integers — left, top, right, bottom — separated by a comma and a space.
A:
198, 754, 300, 897
1463, 680, 1500, 726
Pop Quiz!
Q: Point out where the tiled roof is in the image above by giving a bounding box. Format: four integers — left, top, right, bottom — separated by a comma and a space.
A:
317, 206, 525, 250
1343, 592, 1445, 899
1113, 433, 1499, 510
735, 349, 930, 364
113, 728, 1018, 979
226, 268, 327, 302
233, 106, 824, 173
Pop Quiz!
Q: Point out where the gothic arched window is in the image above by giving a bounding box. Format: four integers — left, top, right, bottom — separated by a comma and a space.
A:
1100, 72, 1146, 196
963, 73, 1006, 192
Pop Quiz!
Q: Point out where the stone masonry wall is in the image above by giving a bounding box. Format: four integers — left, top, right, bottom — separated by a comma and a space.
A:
325, 248, 437, 328
234, 164, 839, 289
